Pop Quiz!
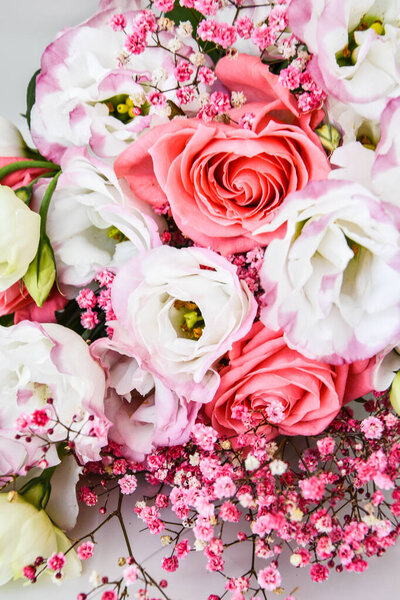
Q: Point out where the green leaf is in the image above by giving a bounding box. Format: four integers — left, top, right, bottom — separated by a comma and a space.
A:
0, 314, 14, 327
23, 235, 56, 307
25, 69, 41, 129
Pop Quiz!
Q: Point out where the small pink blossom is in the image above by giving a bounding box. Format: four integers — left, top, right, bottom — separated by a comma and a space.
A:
361, 416, 384, 440
299, 476, 326, 501
77, 541, 94, 560
191, 424, 218, 451
176, 86, 195, 105
80, 309, 99, 330
309, 563, 329, 582
154, 0, 175, 11
161, 556, 179, 572
257, 565, 282, 591
206, 556, 225, 572
317, 437, 336, 456
101, 592, 118, 600
47, 552, 66, 572
76, 288, 97, 309
123, 564, 139, 584
119, 474, 138, 495
175, 539, 190, 559
235, 16, 254, 39
110, 14, 126, 31
174, 61, 194, 83
198, 67, 216, 85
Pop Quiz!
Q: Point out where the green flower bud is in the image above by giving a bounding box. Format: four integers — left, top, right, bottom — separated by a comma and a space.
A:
390, 371, 400, 415
315, 124, 342, 154
23, 236, 56, 307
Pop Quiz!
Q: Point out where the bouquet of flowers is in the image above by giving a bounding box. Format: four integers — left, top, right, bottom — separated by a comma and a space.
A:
1, 1, 400, 599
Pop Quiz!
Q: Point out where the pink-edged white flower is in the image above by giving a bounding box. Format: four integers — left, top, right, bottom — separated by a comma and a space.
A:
330, 98, 400, 210
33, 148, 161, 296
258, 179, 400, 364
288, 0, 400, 119
372, 97, 400, 210
30, 6, 211, 161
110, 246, 257, 404
0, 321, 110, 474
90, 337, 200, 462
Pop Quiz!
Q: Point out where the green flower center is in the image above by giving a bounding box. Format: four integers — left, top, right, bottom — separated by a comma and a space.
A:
100, 94, 150, 124
336, 15, 385, 67
172, 300, 205, 340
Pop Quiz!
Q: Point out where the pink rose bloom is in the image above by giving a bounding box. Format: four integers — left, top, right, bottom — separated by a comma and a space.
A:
205, 321, 374, 440
0, 156, 50, 189
115, 54, 330, 255
0, 283, 67, 323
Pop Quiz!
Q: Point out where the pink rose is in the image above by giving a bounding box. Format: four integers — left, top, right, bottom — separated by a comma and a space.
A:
205, 321, 374, 439
0, 283, 67, 323
0, 156, 50, 189
115, 55, 330, 255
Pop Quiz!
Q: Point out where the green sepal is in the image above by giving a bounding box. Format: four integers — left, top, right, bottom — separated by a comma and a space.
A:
14, 186, 32, 205
19, 466, 56, 510
0, 314, 14, 327
24, 69, 41, 129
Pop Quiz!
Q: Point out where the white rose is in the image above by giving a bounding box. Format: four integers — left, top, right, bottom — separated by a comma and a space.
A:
257, 179, 400, 363
0, 185, 40, 292
34, 148, 161, 296
0, 492, 81, 585
110, 246, 257, 403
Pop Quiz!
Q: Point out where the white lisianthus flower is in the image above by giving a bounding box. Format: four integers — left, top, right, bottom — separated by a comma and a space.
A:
0, 117, 28, 157
90, 337, 200, 462
110, 246, 257, 403
288, 0, 400, 119
257, 179, 400, 364
30, 6, 211, 162
0, 321, 110, 474
330, 97, 400, 217
34, 148, 161, 296
327, 98, 381, 145
373, 345, 400, 392
0, 492, 81, 585
0, 185, 40, 292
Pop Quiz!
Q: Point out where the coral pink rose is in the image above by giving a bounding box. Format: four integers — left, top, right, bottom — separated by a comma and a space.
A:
0, 156, 50, 189
0, 283, 67, 324
115, 55, 330, 255
205, 321, 374, 439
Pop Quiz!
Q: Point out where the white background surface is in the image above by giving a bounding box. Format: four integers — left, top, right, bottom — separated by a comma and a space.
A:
1, 2, 400, 599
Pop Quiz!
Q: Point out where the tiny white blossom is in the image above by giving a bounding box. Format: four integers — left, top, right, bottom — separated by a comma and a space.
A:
177, 21, 193, 38
245, 454, 260, 471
